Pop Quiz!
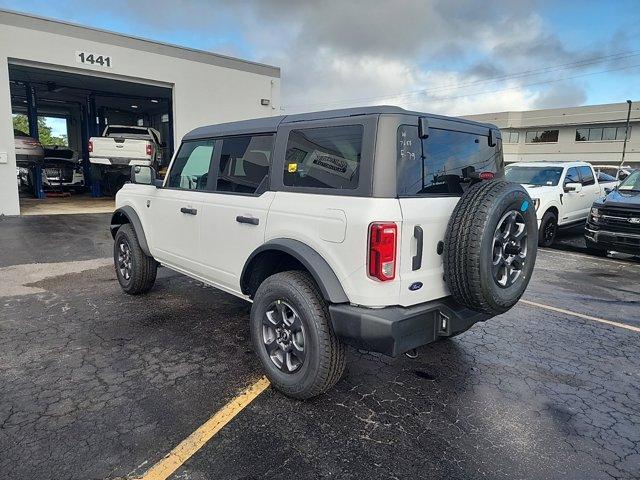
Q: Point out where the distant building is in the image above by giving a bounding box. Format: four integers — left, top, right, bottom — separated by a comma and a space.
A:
464, 101, 639, 167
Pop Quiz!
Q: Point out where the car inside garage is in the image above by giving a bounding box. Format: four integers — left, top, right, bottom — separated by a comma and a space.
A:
0, 9, 280, 216
9, 63, 173, 212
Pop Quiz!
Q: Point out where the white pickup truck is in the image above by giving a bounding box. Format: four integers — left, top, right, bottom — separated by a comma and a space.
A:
89, 125, 164, 170
505, 161, 605, 247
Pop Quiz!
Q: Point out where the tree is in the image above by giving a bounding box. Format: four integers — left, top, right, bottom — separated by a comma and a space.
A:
12, 114, 68, 146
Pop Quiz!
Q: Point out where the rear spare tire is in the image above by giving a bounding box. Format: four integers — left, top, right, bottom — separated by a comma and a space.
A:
443, 180, 538, 315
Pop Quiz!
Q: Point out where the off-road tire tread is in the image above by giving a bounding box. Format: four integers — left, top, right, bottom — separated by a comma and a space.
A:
114, 224, 157, 295
253, 271, 346, 399
538, 210, 557, 247
443, 180, 520, 314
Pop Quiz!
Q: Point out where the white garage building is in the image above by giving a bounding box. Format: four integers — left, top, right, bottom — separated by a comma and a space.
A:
0, 9, 280, 215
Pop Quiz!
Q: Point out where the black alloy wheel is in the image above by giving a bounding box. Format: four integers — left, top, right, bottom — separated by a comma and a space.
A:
492, 210, 528, 288
262, 300, 306, 373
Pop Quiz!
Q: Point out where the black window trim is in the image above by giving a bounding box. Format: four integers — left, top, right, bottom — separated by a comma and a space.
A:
578, 165, 596, 186
525, 129, 560, 144
575, 125, 631, 142
395, 122, 503, 199
270, 116, 377, 197
162, 133, 276, 197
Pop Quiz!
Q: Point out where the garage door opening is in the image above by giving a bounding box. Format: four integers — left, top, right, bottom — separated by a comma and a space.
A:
9, 63, 173, 213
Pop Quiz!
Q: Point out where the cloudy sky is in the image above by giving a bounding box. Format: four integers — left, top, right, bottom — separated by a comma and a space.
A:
2, 0, 639, 115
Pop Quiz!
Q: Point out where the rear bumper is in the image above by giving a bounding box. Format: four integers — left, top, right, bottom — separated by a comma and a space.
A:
90, 157, 152, 167
585, 225, 640, 255
329, 298, 491, 357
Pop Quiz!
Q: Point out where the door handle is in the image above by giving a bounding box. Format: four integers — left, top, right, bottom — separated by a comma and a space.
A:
180, 207, 197, 215
236, 215, 259, 226
412, 225, 423, 271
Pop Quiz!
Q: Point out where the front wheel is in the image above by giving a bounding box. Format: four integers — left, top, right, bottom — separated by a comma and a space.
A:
250, 271, 346, 400
538, 211, 558, 247
114, 224, 157, 294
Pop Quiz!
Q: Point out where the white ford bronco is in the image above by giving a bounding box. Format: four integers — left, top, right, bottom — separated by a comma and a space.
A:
110, 107, 538, 399
505, 161, 605, 247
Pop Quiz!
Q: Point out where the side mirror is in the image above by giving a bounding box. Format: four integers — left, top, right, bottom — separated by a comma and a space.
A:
418, 117, 429, 139
131, 165, 158, 186
564, 182, 582, 193
604, 187, 613, 194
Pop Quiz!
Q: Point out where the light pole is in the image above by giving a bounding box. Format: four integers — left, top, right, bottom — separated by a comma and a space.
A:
619, 99, 632, 178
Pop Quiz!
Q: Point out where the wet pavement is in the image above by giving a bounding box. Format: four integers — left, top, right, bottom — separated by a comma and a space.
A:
0, 214, 638, 480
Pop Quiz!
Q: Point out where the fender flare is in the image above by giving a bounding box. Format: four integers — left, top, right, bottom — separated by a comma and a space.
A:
540, 201, 561, 219
241, 239, 349, 304
110, 206, 151, 257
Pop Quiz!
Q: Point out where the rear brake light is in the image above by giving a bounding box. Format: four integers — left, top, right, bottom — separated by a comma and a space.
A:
146, 144, 154, 156
479, 171, 495, 180
88, 140, 93, 153
368, 222, 397, 281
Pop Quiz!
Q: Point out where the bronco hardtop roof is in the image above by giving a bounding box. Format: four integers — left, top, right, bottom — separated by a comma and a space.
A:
183, 106, 497, 141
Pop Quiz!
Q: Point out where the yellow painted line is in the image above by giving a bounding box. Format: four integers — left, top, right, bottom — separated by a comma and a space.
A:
521, 299, 640, 333
134, 376, 270, 480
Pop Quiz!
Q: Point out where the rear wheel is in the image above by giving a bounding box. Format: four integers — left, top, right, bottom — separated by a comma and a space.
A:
538, 210, 558, 247
250, 271, 346, 400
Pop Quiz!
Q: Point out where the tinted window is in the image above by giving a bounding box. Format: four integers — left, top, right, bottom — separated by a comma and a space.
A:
167, 139, 215, 190
579, 165, 595, 186
397, 126, 503, 196
602, 127, 616, 141
526, 130, 559, 143
505, 165, 563, 186
283, 125, 362, 190
576, 129, 588, 141
588, 128, 603, 141
565, 167, 581, 184
216, 135, 274, 194
617, 126, 630, 140
503, 131, 519, 143
619, 170, 640, 191
105, 127, 149, 136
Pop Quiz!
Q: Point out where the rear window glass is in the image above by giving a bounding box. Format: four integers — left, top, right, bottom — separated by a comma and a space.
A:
397, 125, 503, 196
105, 127, 150, 137
283, 125, 362, 190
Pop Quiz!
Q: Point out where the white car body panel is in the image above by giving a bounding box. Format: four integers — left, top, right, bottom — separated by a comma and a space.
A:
266, 192, 404, 308
513, 162, 604, 226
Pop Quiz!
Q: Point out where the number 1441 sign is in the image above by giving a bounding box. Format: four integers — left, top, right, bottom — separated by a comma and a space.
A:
76, 51, 112, 68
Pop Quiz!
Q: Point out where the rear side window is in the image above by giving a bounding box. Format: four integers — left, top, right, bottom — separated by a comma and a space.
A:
397, 125, 503, 196
167, 139, 215, 190
283, 125, 362, 190
578, 165, 595, 186
216, 135, 274, 194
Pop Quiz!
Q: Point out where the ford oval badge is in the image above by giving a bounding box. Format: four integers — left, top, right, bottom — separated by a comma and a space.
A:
409, 282, 423, 291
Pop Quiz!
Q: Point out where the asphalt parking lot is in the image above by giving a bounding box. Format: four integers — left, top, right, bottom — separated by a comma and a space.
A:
1, 214, 639, 480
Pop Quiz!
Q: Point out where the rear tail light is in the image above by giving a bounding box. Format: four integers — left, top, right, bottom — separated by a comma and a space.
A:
88, 140, 93, 153
146, 144, 154, 157
368, 222, 397, 281
479, 171, 495, 180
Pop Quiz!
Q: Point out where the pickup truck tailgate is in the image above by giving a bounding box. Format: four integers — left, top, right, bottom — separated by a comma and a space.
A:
90, 137, 150, 160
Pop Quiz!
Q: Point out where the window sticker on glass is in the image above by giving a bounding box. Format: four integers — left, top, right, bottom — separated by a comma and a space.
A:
288, 163, 298, 173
